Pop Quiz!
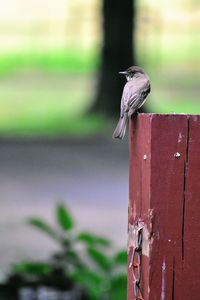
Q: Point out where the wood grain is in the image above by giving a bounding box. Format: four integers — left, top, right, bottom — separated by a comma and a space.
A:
128, 114, 200, 300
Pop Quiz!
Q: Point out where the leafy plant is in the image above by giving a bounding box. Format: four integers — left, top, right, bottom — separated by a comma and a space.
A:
12, 203, 127, 300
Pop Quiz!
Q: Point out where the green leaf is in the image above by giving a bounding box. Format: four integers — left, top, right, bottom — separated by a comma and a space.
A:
65, 250, 85, 267
77, 232, 111, 247
56, 204, 74, 231
13, 262, 51, 276
113, 250, 127, 265
71, 267, 105, 300
110, 274, 127, 300
87, 247, 111, 271
28, 218, 57, 239
65, 250, 79, 261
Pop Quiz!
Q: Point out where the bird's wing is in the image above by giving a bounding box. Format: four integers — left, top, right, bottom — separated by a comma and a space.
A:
120, 78, 150, 117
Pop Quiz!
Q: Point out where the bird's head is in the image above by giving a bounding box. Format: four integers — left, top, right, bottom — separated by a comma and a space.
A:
119, 66, 145, 81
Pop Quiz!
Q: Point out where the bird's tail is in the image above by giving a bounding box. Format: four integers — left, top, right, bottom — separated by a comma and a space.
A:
112, 115, 128, 140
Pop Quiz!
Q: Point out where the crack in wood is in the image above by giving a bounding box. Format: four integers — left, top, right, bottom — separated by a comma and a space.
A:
140, 165, 143, 217
182, 117, 190, 260
172, 256, 175, 300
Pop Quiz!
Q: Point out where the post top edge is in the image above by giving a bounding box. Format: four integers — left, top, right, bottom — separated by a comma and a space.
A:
137, 113, 200, 116
136, 113, 200, 120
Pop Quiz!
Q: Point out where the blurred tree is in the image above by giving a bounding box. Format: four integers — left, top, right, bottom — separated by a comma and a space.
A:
92, 0, 135, 116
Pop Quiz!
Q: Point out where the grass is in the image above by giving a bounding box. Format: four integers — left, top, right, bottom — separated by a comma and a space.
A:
136, 31, 200, 69
0, 48, 107, 137
147, 64, 200, 114
0, 71, 110, 137
0, 38, 199, 136
0, 48, 99, 77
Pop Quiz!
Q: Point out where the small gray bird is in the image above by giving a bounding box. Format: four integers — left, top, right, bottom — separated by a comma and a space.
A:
113, 66, 151, 140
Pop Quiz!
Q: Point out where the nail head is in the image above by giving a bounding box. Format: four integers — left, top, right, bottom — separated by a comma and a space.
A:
174, 152, 181, 158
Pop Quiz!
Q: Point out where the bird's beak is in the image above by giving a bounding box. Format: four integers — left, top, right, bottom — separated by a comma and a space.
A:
118, 71, 128, 75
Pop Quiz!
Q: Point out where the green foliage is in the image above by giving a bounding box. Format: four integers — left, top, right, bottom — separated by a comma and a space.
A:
63, 250, 83, 267
87, 247, 111, 272
77, 232, 110, 247
12, 203, 127, 300
110, 274, 127, 300
56, 204, 74, 231
28, 218, 57, 240
113, 250, 127, 265
13, 262, 51, 276
71, 268, 104, 300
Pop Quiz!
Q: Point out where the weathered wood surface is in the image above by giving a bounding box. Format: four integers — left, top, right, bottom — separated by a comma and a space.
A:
128, 114, 200, 300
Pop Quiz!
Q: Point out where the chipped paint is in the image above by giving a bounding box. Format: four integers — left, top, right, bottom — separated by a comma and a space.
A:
178, 132, 182, 143
160, 259, 166, 300
192, 115, 198, 122
128, 221, 151, 257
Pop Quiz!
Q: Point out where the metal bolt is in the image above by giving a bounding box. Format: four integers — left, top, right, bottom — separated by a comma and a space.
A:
143, 154, 147, 160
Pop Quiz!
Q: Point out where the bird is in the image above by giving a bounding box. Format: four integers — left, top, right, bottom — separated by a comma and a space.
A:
112, 66, 151, 140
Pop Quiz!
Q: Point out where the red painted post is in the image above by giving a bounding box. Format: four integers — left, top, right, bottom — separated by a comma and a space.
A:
128, 114, 200, 300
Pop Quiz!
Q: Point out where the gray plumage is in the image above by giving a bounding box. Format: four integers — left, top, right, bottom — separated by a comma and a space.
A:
113, 66, 151, 140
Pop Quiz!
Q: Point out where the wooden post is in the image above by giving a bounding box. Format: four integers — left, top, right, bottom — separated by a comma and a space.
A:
128, 114, 200, 300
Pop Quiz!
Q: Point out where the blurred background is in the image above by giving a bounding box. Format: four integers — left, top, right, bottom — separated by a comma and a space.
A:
0, 0, 199, 299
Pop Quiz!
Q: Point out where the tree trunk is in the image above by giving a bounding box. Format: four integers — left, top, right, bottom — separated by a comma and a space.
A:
91, 0, 135, 117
